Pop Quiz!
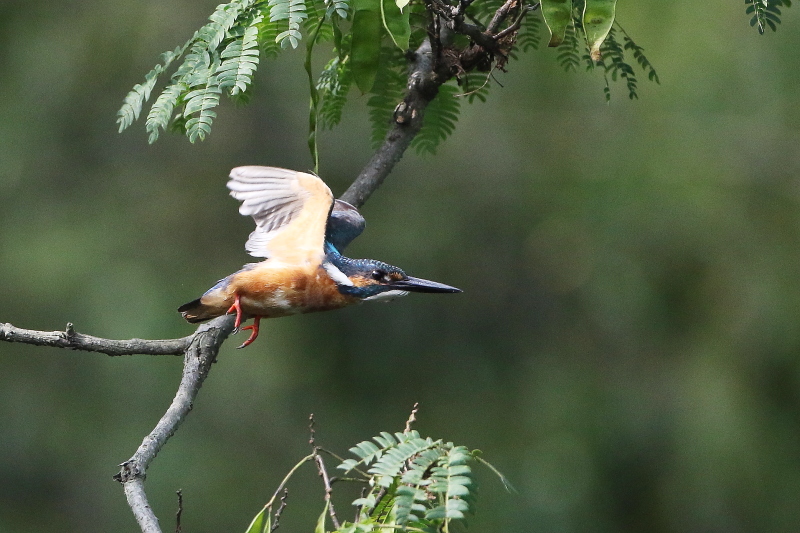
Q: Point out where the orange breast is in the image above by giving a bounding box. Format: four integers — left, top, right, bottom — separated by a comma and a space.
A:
227, 263, 359, 318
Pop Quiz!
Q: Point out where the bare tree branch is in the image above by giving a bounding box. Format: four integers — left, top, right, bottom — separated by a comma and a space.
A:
0, 322, 190, 355
340, 39, 441, 208
314, 453, 341, 529
113, 314, 236, 532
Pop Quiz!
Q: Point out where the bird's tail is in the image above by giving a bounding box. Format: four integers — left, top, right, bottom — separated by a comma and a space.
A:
178, 298, 224, 323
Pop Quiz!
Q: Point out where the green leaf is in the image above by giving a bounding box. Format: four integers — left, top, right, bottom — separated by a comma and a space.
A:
316, 501, 329, 533
556, 19, 581, 72
117, 65, 165, 132
582, 0, 617, 61
183, 57, 222, 142
373, 431, 397, 448
744, 0, 792, 34
326, 0, 350, 18
244, 507, 271, 533
351, 0, 382, 93
269, 0, 308, 48
351, 440, 381, 460
381, 0, 410, 50
217, 20, 262, 95
145, 81, 187, 143
337, 458, 359, 471
541, 0, 573, 47
317, 54, 352, 130
352, 493, 377, 511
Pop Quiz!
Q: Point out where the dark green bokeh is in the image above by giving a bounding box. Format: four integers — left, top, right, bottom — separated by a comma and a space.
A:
2, 1, 800, 531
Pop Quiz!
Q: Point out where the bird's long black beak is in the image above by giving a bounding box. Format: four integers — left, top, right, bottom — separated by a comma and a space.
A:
390, 276, 462, 293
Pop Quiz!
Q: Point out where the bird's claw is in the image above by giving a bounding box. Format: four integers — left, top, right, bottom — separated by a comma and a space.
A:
236, 316, 261, 349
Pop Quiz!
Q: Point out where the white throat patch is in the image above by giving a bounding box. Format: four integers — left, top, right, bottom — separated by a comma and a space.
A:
363, 290, 409, 302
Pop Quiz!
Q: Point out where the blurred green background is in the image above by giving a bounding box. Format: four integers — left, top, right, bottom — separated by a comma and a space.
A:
2, 1, 800, 532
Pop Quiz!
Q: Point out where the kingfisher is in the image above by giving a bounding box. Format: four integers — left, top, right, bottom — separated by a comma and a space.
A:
179, 166, 461, 348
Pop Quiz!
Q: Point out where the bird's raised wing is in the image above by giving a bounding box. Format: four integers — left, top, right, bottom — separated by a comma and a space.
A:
227, 166, 334, 262
325, 199, 365, 253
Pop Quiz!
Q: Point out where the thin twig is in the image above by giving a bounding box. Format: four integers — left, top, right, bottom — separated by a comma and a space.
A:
355, 487, 367, 522
405, 402, 420, 433
175, 490, 183, 533
493, 3, 530, 41
487, 0, 518, 33
271, 489, 289, 531
314, 453, 341, 529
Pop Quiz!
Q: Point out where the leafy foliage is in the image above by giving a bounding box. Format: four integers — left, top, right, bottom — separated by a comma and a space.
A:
269, 0, 309, 49
597, 27, 638, 100
118, 0, 666, 152
549, 4, 658, 101
745, 0, 792, 34
333, 429, 508, 532
244, 423, 509, 533
317, 55, 353, 130
556, 17, 582, 72
117, 0, 317, 143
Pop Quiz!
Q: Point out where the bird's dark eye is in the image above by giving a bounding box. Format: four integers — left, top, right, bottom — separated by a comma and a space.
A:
371, 269, 387, 281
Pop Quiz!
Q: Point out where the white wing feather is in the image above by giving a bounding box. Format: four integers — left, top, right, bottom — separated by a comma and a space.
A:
227, 166, 333, 260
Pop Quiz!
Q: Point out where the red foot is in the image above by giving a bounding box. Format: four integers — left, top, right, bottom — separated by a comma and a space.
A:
227, 294, 244, 329
238, 316, 261, 349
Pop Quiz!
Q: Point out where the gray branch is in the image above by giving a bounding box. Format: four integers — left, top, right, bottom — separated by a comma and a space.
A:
114, 314, 236, 532
0, 322, 190, 356
340, 39, 444, 208
2, 314, 235, 533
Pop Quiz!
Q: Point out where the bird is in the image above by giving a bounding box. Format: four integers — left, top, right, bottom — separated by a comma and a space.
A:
178, 166, 461, 348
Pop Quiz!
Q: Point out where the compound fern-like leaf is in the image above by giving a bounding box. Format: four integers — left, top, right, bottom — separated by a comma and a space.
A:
517, 11, 542, 53
183, 58, 223, 142
598, 27, 636, 100
556, 18, 581, 72
411, 84, 460, 155
425, 446, 473, 522
269, 0, 308, 48
117, 67, 163, 132
217, 18, 262, 95
117, 44, 188, 132
145, 81, 187, 143
317, 56, 352, 129
745, 0, 792, 33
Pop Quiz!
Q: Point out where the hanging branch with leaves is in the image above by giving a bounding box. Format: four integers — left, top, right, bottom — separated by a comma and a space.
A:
117, 0, 666, 160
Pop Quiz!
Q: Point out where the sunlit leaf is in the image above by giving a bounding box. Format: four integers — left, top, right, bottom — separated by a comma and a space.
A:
541, 0, 573, 47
